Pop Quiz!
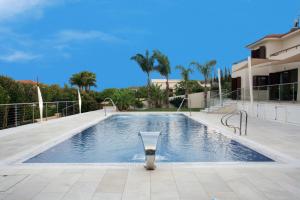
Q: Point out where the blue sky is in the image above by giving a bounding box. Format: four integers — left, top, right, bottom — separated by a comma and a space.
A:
0, 0, 299, 90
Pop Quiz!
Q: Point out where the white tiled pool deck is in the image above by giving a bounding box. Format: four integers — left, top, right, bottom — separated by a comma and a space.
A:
0, 110, 300, 200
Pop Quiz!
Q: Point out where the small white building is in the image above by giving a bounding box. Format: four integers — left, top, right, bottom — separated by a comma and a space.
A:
151, 79, 210, 96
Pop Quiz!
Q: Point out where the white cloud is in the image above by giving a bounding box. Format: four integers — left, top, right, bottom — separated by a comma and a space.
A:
55, 30, 125, 44
0, 51, 39, 62
0, 28, 125, 63
0, 0, 60, 22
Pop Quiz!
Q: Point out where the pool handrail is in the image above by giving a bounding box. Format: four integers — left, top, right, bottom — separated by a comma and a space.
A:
177, 97, 192, 116
221, 110, 248, 135
102, 97, 118, 116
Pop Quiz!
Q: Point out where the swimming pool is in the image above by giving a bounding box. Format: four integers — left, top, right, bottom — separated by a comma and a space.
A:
25, 114, 273, 163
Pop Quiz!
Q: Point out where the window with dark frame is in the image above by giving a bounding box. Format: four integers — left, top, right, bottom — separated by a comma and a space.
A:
253, 76, 268, 90
269, 68, 298, 101
251, 46, 266, 59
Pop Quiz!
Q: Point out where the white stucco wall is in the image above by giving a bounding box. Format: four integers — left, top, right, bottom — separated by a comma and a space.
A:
188, 91, 211, 108
151, 79, 181, 90
282, 31, 300, 50
264, 40, 283, 58
237, 101, 300, 125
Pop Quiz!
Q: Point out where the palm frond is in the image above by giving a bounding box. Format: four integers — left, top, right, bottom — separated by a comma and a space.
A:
153, 50, 171, 77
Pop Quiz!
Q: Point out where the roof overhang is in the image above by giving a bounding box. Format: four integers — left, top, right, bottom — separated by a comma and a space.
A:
246, 28, 300, 49
233, 53, 300, 73
232, 58, 275, 72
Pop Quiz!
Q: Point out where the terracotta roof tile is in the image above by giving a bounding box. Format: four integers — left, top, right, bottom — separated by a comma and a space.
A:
247, 28, 300, 48
263, 34, 285, 39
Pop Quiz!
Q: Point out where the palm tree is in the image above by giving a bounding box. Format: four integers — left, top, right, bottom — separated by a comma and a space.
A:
131, 50, 155, 107
175, 65, 193, 98
70, 71, 97, 92
149, 84, 165, 108
70, 73, 83, 91
82, 71, 97, 91
153, 50, 171, 108
190, 60, 216, 108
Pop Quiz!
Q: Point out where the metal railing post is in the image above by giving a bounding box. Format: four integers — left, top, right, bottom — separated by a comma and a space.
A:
45, 102, 48, 121
15, 104, 17, 127
56, 102, 59, 114
32, 104, 35, 123
73, 102, 75, 115
239, 111, 242, 135
65, 102, 68, 116
293, 83, 295, 102
267, 85, 270, 101
278, 85, 281, 101
244, 111, 248, 135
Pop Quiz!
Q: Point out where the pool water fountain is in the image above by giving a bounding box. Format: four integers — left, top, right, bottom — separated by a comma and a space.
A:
138, 131, 161, 170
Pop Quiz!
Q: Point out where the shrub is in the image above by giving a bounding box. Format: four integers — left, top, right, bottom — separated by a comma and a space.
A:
170, 97, 184, 108
174, 80, 204, 95
149, 84, 165, 108
0, 86, 10, 104
112, 89, 135, 111
134, 99, 144, 108
81, 92, 99, 112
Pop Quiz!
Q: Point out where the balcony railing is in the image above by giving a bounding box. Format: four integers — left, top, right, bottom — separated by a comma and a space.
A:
207, 82, 299, 111
270, 44, 300, 57
0, 101, 79, 130
252, 82, 298, 102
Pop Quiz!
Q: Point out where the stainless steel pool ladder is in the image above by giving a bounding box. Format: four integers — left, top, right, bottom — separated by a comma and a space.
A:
221, 110, 248, 135
177, 97, 192, 116
138, 131, 161, 170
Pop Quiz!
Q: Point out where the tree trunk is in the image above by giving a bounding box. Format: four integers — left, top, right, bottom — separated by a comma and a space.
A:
147, 73, 151, 108
204, 78, 208, 108
185, 81, 188, 98
185, 81, 189, 109
166, 77, 170, 108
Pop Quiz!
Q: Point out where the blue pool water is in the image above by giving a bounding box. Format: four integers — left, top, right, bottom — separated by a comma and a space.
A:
25, 114, 273, 163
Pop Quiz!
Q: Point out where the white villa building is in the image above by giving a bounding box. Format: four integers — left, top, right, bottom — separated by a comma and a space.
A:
232, 22, 300, 101
231, 20, 300, 124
